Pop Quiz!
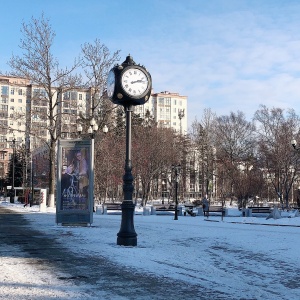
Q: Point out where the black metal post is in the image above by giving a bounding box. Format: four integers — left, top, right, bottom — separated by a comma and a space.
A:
30, 155, 34, 207
117, 105, 137, 246
173, 165, 180, 221
10, 138, 16, 203
174, 176, 178, 220
162, 182, 165, 205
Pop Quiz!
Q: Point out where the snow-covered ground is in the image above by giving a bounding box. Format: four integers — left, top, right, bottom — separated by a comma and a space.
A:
1, 200, 300, 299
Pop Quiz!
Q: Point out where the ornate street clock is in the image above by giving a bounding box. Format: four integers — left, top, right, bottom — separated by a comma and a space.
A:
107, 55, 152, 246
107, 55, 152, 106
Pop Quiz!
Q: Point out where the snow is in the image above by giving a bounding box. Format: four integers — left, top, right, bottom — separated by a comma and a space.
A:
1, 200, 300, 299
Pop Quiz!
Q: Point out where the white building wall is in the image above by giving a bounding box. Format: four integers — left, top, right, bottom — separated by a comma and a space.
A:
134, 91, 188, 134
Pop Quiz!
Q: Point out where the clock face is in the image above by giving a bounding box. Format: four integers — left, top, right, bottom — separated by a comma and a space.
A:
107, 69, 115, 98
121, 67, 149, 97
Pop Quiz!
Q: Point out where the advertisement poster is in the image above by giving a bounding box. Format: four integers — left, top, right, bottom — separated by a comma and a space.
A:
56, 139, 93, 224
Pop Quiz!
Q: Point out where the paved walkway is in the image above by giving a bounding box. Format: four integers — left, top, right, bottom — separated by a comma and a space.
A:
0, 207, 229, 300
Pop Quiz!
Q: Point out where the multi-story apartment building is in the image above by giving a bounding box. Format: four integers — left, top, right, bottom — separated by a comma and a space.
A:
134, 91, 188, 134
0, 76, 30, 187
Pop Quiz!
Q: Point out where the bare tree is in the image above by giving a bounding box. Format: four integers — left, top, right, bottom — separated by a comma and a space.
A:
214, 111, 256, 206
80, 39, 120, 128
254, 105, 300, 208
94, 130, 124, 203
132, 116, 181, 205
8, 14, 82, 207
190, 109, 216, 200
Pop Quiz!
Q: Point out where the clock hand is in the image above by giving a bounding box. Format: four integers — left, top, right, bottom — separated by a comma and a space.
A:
131, 80, 145, 84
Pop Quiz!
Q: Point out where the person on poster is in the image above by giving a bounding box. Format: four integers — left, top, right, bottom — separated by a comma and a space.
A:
72, 150, 89, 197
61, 149, 89, 199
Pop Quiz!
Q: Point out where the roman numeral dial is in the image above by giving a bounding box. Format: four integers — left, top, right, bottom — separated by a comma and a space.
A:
121, 68, 149, 98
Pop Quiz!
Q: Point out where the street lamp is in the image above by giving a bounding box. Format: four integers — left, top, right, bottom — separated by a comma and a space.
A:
291, 139, 298, 150
172, 165, 181, 220
178, 109, 185, 135
77, 119, 108, 211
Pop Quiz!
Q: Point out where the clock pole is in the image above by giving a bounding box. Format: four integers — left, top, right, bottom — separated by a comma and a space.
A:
117, 104, 137, 246
107, 55, 152, 247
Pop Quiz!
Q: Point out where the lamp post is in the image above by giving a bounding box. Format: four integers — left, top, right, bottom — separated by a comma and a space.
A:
297, 186, 300, 208
77, 118, 108, 211
162, 180, 166, 204
172, 165, 181, 220
292, 139, 300, 208
6, 137, 16, 203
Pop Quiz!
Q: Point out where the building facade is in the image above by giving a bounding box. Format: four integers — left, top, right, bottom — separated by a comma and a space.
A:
134, 91, 188, 134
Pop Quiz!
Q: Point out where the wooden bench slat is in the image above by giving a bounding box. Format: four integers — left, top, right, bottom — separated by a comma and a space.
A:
104, 203, 122, 210
248, 207, 271, 213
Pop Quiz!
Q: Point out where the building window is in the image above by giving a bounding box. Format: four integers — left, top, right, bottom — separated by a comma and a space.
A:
173, 99, 177, 105
33, 88, 46, 97
18, 99, 22, 103
179, 100, 182, 106
1, 86, 9, 96
63, 92, 70, 100
18, 89, 23, 95
71, 91, 77, 100
0, 152, 5, 159
10, 99, 14, 102
79, 94, 82, 100
0, 105, 8, 111
10, 89, 15, 95
165, 98, 171, 105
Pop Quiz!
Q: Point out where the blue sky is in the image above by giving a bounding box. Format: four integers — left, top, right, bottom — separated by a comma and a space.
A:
1, 0, 300, 128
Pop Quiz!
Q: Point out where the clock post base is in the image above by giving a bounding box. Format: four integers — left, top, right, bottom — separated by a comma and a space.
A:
117, 201, 137, 246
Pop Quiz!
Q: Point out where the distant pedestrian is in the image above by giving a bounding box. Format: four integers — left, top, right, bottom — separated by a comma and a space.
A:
202, 197, 209, 217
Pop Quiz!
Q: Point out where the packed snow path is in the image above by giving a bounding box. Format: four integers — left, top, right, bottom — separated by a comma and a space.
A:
0, 207, 228, 299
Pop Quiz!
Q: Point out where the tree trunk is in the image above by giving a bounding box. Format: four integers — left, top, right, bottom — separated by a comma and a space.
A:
48, 140, 56, 207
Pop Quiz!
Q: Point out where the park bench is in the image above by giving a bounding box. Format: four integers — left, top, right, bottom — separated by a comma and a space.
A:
248, 206, 272, 217
153, 205, 181, 215
291, 207, 300, 212
206, 206, 227, 217
102, 203, 122, 214
248, 206, 271, 214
